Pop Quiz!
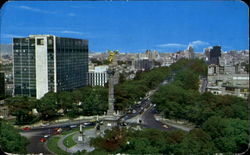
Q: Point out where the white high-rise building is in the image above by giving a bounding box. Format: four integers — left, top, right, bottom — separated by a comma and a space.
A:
13, 35, 88, 99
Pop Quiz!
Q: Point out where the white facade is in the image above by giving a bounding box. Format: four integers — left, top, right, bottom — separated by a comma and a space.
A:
88, 65, 108, 87
35, 36, 49, 99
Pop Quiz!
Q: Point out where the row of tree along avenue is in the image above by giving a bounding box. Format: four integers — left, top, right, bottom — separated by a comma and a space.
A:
4, 66, 170, 125
89, 59, 249, 154
5, 86, 108, 125
151, 59, 248, 154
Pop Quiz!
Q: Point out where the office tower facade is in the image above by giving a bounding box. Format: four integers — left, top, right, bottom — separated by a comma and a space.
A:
209, 46, 221, 65
13, 35, 88, 99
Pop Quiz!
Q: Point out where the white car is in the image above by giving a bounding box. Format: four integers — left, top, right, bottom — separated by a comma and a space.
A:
44, 134, 50, 138
163, 125, 168, 128
83, 122, 91, 125
41, 123, 49, 127
70, 125, 77, 128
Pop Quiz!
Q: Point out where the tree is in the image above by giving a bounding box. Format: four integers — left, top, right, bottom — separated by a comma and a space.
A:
175, 70, 199, 90
72, 89, 83, 104
57, 91, 73, 114
202, 116, 249, 153
37, 92, 58, 119
5, 96, 38, 125
176, 128, 218, 154
79, 87, 108, 116
0, 120, 29, 154
125, 137, 159, 154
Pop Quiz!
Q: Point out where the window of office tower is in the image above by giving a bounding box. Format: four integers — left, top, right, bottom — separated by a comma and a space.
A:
37, 38, 44, 45
48, 39, 53, 45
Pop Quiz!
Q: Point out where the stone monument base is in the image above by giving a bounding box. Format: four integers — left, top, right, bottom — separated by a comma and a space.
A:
78, 135, 83, 142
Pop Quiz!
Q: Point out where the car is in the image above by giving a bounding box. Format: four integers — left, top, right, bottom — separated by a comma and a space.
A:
119, 122, 127, 126
83, 122, 91, 126
163, 125, 168, 128
41, 123, 49, 127
22, 127, 31, 131
70, 124, 77, 128
53, 128, 62, 134
44, 134, 50, 138
40, 138, 46, 143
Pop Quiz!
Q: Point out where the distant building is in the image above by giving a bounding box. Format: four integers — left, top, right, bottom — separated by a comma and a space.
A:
13, 35, 88, 99
145, 49, 159, 60
207, 64, 249, 98
133, 58, 154, 71
145, 50, 152, 59
209, 46, 221, 65
187, 46, 195, 59
0, 72, 5, 98
88, 65, 108, 87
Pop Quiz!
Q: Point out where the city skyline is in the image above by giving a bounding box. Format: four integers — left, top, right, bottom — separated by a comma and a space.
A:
0, 1, 248, 53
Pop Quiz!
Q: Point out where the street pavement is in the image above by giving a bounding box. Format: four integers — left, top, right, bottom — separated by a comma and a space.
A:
20, 129, 51, 154
154, 115, 193, 132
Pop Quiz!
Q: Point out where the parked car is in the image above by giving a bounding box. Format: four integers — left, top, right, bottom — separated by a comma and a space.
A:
43, 134, 50, 138
22, 127, 31, 131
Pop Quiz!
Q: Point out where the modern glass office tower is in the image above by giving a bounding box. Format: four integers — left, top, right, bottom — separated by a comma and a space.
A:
13, 35, 88, 99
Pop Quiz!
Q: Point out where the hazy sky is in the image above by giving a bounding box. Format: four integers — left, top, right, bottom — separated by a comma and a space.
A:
0, 0, 248, 53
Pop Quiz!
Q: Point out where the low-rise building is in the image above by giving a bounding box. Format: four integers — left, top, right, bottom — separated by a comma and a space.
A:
88, 65, 108, 87
207, 64, 249, 98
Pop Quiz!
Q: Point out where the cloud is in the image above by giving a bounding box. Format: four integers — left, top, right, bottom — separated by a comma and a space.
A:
59, 30, 87, 35
157, 43, 186, 48
1, 34, 25, 39
68, 13, 76, 16
17, 5, 56, 14
188, 40, 209, 47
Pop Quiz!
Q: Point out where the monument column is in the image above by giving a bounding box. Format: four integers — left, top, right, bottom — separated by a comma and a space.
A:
106, 50, 118, 117
107, 68, 115, 116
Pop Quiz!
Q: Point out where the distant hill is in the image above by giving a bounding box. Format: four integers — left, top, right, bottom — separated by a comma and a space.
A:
0, 44, 12, 55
